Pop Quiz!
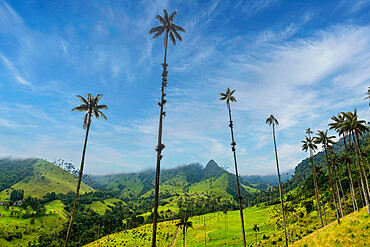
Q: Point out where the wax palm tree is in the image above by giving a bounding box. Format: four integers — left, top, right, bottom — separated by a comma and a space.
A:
176, 215, 193, 247
342, 110, 370, 214
301, 135, 323, 227
330, 112, 359, 212
364, 86, 370, 106
252, 224, 260, 245
266, 114, 288, 247
314, 130, 341, 224
149, 9, 185, 246
220, 88, 246, 247
64, 94, 108, 247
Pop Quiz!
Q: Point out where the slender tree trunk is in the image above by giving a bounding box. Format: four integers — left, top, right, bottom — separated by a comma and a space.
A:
324, 148, 341, 224
310, 151, 323, 227
319, 190, 327, 225
152, 31, 169, 247
356, 163, 365, 207
65, 113, 91, 247
331, 165, 344, 217
355, 131, 370, 200
347, 162, 358, 211
226, 103, 246, 247
353, 131, 370, 214
335, 165, 348, 214
272, 124, 288, 247
344, 136, 359, 212
349, 134, 365, 208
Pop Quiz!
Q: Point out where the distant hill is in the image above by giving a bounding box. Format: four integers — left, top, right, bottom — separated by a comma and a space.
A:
91, 159, 260, 206
242, 169, 294, 190
0, 158, 94, 200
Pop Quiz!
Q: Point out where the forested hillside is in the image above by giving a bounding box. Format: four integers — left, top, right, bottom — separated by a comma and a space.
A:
0, 159, 94, 200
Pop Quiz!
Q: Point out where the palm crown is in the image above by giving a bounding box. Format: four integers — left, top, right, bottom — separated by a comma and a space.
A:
301, 136, 318, 153
219, 88, 236, 105
342, 110, 369, 136
149, 9, 185, 46
266, 114, 279, 126
329, 113, 346, 136
305, 128, 314, 136
72, 94, 108, 129
364, 86, 370, 106
314, 130, 335, 149
252, 224, 259, 232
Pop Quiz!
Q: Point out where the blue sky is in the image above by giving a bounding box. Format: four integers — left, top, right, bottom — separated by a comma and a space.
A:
0, 0, 370, 175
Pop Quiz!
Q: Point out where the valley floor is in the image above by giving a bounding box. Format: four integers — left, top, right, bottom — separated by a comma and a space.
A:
85, 206, 275, 247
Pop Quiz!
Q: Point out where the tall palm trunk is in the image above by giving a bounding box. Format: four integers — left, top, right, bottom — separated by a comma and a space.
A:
334, 165, 348, 214
319, 190, 327, 225
311, 156, 323, 227
349, 134, 365, 208
272, 123, 288, 247
352, 131, 370, 214
331, 166, 344, 217
324, 148, 341, 224
65, 112, 91, 247
152, 31, 169, 247
347, 161, 358, 211
355, 163, 365, 207
344, 135, 358, 211
226, 102, 246, 247
355, 131, 370, 199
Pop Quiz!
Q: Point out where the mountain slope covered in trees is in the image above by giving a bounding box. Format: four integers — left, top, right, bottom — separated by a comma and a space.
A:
0, 158, 94, 200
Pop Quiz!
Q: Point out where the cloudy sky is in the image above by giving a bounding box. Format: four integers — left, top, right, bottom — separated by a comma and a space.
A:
0, 0, 369, 175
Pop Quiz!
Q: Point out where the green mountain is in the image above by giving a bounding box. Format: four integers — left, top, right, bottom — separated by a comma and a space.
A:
91, 159, 260, 208
0, 158, 94, 200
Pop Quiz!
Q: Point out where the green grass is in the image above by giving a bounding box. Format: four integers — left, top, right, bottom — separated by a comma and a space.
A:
85, 205, 275, 247
292, 207, 370, 247
0, 159, 94, 200
241, 183, 260, 194
0, 199, 67, 246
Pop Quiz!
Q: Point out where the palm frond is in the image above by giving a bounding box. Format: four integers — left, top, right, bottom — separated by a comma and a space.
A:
169, 9, 177, 21
173, 24, 185, 32
98, 110, 107, 120
97, 104, 108, 110
163, 9, 168, 21
149, 26, 164, 35
83, 114, 90, 129
156, 15, 165, 25
152, 29, 165, 39
171, 29, 183, 42
95, 94, 103, 103
169, 31, 176, 45
76, 95, 88, 105
72, 105, 89, 112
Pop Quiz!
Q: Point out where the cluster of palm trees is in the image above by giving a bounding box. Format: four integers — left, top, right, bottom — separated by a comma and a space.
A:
301, 109, 370, 232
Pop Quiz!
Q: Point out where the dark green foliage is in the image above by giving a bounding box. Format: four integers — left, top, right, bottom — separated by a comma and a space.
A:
0, 158, 36, 191
10, 189, 24, 201
226, 173, 252, 205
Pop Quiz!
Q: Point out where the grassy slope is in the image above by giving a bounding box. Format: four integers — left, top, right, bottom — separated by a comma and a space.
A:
292, 207, 370, 247
85, 205, 275, 247
0, 199, 67, 246
0, 159, 94, 200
